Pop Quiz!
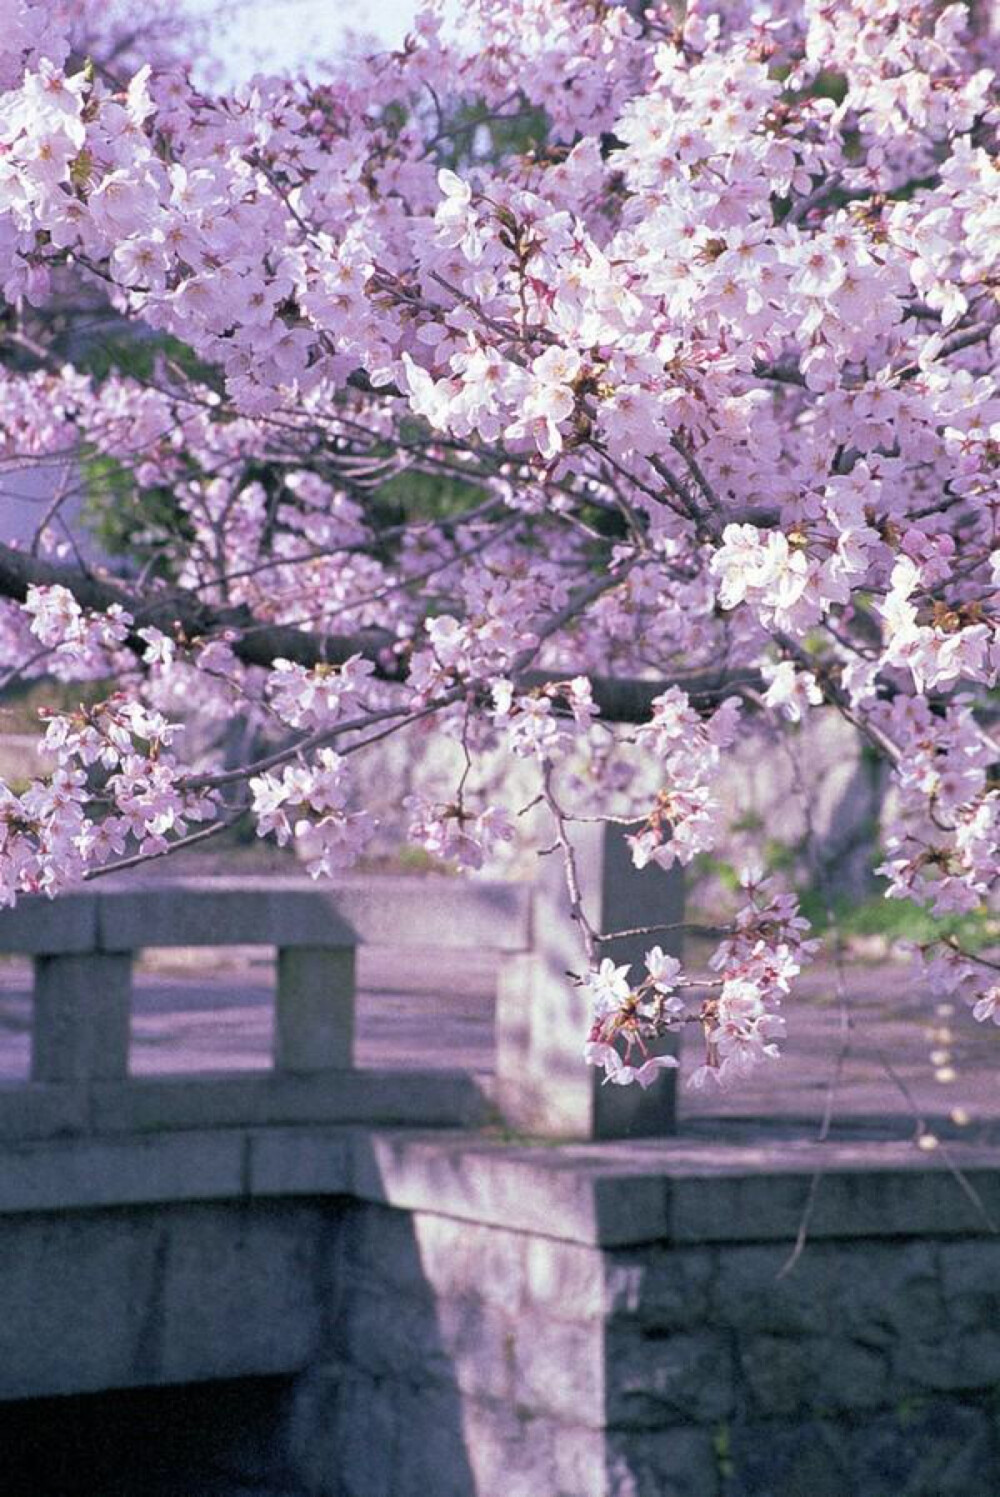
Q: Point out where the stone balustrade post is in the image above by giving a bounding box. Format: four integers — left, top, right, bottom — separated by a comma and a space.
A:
31, 951, 133, 1083
274, 946, 356, 1073
495, 822, 683, 1139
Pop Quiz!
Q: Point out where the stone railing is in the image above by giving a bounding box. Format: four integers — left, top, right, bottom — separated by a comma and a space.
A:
0, 824, 684, 1143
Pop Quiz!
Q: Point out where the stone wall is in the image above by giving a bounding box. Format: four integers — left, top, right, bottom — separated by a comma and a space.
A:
290, 1198, 1000, 1497
2, 1126, 1000, 1495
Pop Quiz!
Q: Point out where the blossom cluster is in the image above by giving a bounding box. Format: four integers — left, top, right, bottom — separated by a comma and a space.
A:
0, 0, 996, 1091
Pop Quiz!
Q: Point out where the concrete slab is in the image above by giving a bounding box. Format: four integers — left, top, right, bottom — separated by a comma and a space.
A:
96, 881, 357, 951
0, 1131, 244, 1215
89, 1070, 492, 1134
0, 892, 98, 954
0, 1082, 88, 1139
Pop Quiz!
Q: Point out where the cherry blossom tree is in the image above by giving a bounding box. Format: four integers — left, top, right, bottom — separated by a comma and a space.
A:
0, 0, 998, 1093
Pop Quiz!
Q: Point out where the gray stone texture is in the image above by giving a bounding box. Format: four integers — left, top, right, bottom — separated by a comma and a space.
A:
0, 1155, 997, 1494
275, 946, 357, 1072
31, 950, 132, 1081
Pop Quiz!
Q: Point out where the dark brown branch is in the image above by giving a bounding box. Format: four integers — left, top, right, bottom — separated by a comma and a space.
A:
0, 541, 757, 722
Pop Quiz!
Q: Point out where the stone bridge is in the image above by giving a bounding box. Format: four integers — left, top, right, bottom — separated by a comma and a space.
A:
0, 835, 998, 1495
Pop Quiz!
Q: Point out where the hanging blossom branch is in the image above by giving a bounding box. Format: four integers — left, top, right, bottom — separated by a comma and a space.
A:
0, 0, 997, 1094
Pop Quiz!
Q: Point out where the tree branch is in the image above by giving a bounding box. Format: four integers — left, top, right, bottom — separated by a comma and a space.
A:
0, 541, 757, 722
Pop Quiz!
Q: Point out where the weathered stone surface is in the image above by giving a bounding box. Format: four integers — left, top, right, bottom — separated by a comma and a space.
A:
413, 1212, 528, 1312
0, 1131, 244, 1215
275, 946, 356, 1072
341, 1200, 435, 1296
0, 1126, 1000, 1496
158, 1202, 326, 1384
525, 1235, 607, 1317
32, 951, 132, 1082
394, 1385, 511, 1497
0, 1207, 173, 1399
90, 1069, 489, 1133
714, 1242, 837, 1335
513, 1313, 605, 1422
0, 1202, 326, 1400
0, 890, 97, 953
898, 1327, 1000, 1394
94, 875, 529, 953
607, 1326, 735, 1426
849, 1400, 997, 1497
610, 1245, 715, 1330
939, 1240, 1000, 1326
288, 1364, 397, 1497
606, 1428, 722, 1497
668, 1160, 1000, 1244
726, 1417, 852, 1497
248, 1128, 352, 1199
457, 1399, 564, 1497
349, 1131, 670, 1245
335, 1282, 454, 1386
0, 1081, 87, 1142
738, 1332, 889, 1417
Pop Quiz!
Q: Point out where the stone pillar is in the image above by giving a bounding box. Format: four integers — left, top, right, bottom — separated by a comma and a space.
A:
275, 946, 356, 1073
495, 822, 683, 1139
31, 952, 133, 1082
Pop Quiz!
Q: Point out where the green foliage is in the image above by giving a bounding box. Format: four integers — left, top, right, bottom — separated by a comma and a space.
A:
78, 330, 217, 388
80, 446, 193, 578
373, 465, 486, 525
435, 99, 550, 171
713, 1424, 735, 1482
0, 678, 113, 736
797, 884, 1000, 951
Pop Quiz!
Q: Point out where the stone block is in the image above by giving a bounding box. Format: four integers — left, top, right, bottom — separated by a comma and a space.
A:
550, 1423, 612, 1497
525, 1236, 607, 1318
434, 1294, 518, 1401
336, 1281, 454, 1385
275, 946, 356, 1072
453, 1398, 562, 1497
606, 1325, 735, 1426
96, 878, 357, 950
340, 1200, 433, 1295
727, 1417, 851, 1497
848, 1400, 996, 1497
395, 1386, 526, 1497
612, 1245, 714, 1330
349, 1132, 670, 1246
337, 1280, 521, 1404
330, 876, 532, 952
94, 874, 528, 953
513, 1314, 604, 1423
0, 1132, 244, 1215
714, 1242, 828, 1333
247, 1127, 351, 1199
835, 1241, 944, 1348
897, 1327, 1000, 1393
0, 1208, 172, 1399
90, 1069, 489, 1134
668, 1157, 1000, 1244
158, 1201, 326, 1384
737, 1332, 889, 1417
939, 1240, 1000, 1327
606, 1429, 722, 1497
0, 1082, 87, 1141
413, 1212, 527, 1312
0, 890, 98, 954
31, 951, 132, 1082
288, 1363, 396, 1497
